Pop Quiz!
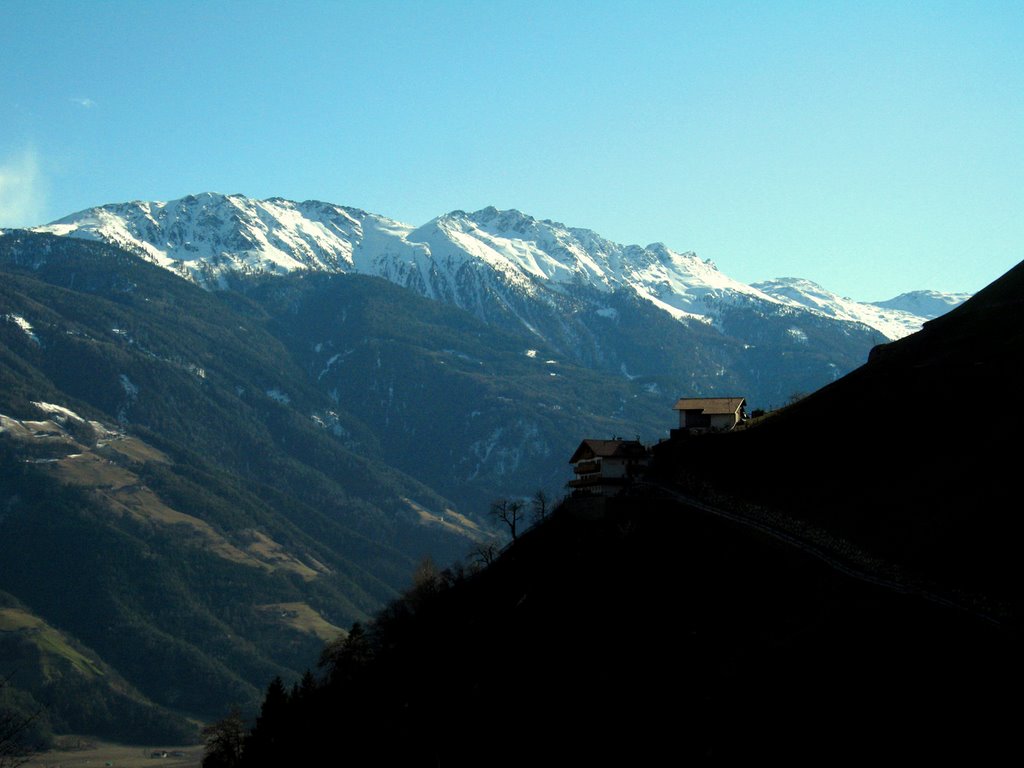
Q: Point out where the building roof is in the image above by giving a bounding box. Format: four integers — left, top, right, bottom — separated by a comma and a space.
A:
672, 397, 746, 415
569, 439, 648, 464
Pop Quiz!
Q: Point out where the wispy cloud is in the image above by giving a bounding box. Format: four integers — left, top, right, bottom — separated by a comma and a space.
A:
71, 97, 97, 108
0, 149, 46, 228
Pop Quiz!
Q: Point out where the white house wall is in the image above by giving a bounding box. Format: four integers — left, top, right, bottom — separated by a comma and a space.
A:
709, 413, 738, 430
601, 459, 629, 478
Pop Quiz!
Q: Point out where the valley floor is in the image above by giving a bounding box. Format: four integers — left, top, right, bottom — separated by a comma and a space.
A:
24, 738, 201, 768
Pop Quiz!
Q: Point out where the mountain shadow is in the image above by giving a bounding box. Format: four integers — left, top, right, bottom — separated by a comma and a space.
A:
234, 493, 1021, 765
232, 261, 1024, 764
656, 258, 1024, 614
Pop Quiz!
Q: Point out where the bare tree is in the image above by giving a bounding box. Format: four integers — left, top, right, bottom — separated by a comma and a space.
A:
491, 498, 525, 542
406, 557, 442, 610
469, 539, 500, 570
530, 489, 550, 524
201, 708, 246, 768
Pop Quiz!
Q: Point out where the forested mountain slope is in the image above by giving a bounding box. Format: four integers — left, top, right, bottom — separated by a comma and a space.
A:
0, 232, 480, 740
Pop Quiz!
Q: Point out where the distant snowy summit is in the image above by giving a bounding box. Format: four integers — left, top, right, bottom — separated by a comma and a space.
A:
753, 277, 922, 341
871, 290, 973, 320
36, 192, 967, 340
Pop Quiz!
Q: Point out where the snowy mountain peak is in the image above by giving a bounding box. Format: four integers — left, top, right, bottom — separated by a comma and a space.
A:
753, 277, 932, 340
466, 205, 532, 226
871, 289, 971, 320
43, 193, 390, 286
34, 192, 964, 340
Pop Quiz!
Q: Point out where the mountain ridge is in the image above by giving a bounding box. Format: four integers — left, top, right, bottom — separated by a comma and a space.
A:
32, 192, 964, 341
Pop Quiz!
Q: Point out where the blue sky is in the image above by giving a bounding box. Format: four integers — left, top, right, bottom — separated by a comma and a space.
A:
2, 0, 1020, 301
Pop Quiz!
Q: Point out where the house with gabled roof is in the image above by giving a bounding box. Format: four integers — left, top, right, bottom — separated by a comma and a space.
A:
672, 397, 747, 432
567, 438, 650, 495
566, 396, 748, 500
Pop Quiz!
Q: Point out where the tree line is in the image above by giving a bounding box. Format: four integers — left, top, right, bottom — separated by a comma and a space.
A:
201, 488, 560, 767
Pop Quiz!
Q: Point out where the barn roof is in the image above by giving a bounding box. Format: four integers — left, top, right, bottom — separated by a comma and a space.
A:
569, 439, 648, 464
672, 397, 746, 415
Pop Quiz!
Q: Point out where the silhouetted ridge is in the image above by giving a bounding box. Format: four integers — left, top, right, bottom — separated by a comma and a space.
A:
658, 257, 1024, 612
231, 258, 1024, 764
232, 494, 1020, 765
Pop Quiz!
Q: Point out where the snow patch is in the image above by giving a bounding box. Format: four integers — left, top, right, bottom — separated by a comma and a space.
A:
787, 328, 809, 344
120, 374, 139, 398
311, 410, 352, 441
4, 314, 40, 345
266, 388, 291, 404
318, 352, 345, 380
117, 375, 139, 423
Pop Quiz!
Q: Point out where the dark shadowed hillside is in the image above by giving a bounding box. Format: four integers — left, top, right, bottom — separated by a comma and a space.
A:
234, 495, 1020, 765
656, 259, 1024, 615
231, 261, 1024, 765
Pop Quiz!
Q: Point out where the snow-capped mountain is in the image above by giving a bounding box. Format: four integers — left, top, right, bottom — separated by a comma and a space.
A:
407, 206, 780, 323
871, 290, 972, 320
42, 193, 387, 286
752, 277, 928, 340
37, 192, 957, 342
39, 193, 776, 322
